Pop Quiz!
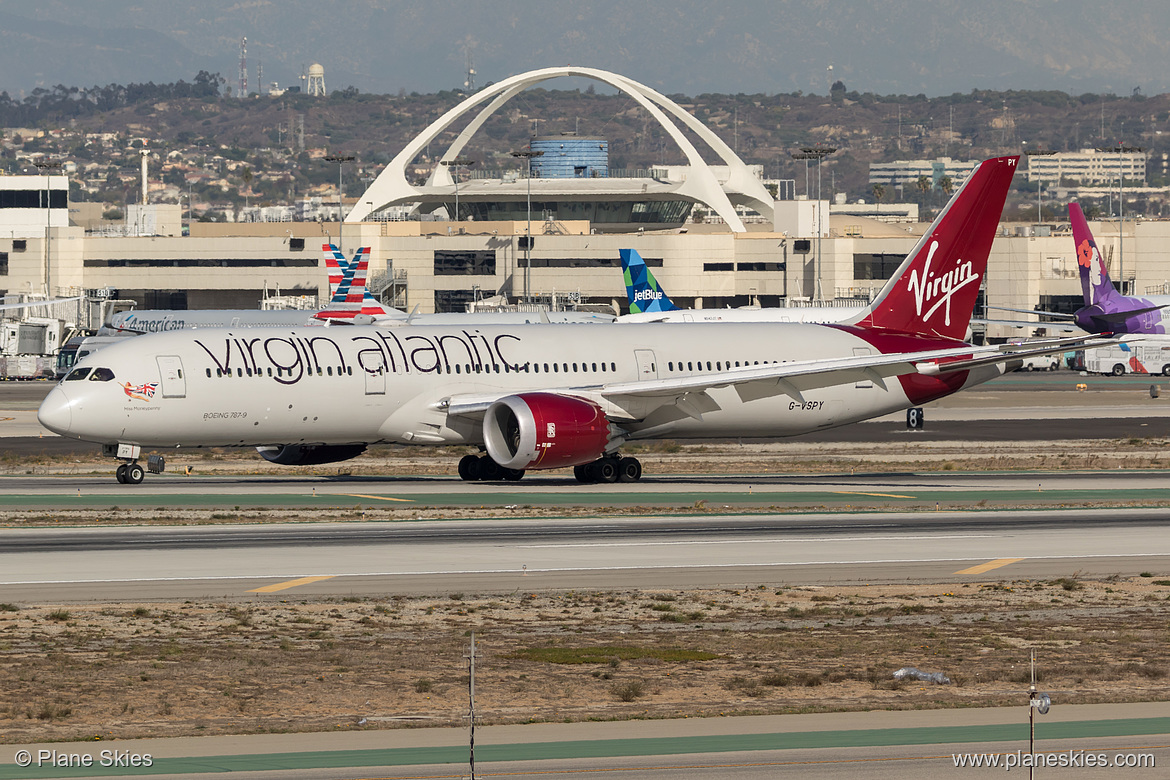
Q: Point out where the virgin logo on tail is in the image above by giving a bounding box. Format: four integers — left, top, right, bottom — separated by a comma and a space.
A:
907, 241, 977, 328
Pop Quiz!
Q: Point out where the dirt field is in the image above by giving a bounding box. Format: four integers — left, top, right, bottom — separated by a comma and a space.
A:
3, 435, 1169, 744
2, 575, 1168, 744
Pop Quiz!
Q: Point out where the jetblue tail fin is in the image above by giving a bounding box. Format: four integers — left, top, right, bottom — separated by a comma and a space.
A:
1070, 203, 1121, 307
621, 249, 678, 313
854, 156, 1018, 340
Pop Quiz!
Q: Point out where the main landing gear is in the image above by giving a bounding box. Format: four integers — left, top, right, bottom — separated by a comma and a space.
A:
456, 453, 643, 483
574, 455, 642, 484
458, 454, 525, 482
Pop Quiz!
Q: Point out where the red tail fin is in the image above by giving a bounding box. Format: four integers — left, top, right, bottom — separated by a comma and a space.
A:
854, 156, 1018, 339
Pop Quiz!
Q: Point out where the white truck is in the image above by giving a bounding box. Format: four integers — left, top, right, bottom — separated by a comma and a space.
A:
1084, 339, 1170, 376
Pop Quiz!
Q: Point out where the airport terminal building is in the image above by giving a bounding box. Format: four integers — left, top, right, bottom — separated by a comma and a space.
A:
2, 67, 1169, 341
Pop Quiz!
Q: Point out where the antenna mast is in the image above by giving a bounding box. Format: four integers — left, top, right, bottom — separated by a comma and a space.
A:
464, 50, 476, 93
238, 37, 248, 97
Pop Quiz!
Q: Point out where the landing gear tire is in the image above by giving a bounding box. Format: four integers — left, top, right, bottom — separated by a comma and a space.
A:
588, 458, 619, 483
115, 464, 128, 484
502, 468, 525, 481
124, 463, 144, 485
617, 457, 642, 483
1112, 363, 1126, 377
477, 455, 502, 481
573, 464, 591, 483
458, 454, 481, 481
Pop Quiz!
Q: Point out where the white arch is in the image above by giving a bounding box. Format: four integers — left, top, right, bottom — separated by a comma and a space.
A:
346, 67, 774, 231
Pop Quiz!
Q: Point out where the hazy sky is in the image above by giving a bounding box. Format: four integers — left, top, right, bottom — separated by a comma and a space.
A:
2, 0, 1170, 97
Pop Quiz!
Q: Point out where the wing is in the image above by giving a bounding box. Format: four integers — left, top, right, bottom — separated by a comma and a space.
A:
440, 333, 1128, 422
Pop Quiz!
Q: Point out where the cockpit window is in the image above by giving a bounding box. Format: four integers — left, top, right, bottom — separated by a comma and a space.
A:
65, 367, 92, 381
89, 367, 116, 382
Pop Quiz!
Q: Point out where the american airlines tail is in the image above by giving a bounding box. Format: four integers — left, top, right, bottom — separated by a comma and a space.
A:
323, 243, 350, 302
852, 156, 1018, 340
316, 245, 394, 320
620, 249, 678, 313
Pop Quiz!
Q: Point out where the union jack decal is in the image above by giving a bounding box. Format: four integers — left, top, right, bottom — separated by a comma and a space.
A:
122, 381, 160, 401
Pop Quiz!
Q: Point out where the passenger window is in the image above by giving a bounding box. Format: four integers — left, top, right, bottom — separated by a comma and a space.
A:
66, 367, 92, 381
90, 367, 115, 382
573, 363, 578, 372
544, 363, 549, 372
687, 362, 693, 371
706, 361, 712, 371
553, 363, 559, 373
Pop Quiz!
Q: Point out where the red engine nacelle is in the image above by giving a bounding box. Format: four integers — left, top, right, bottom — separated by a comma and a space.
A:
483, 393, 612, 470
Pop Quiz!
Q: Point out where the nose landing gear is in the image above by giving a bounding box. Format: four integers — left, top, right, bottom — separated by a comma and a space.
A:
104, 444, 165, 485
115, 462, 145, 485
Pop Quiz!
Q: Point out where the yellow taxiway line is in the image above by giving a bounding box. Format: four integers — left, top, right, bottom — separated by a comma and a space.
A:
337, 493, 414, 502
954, 557, 1025, 575
833, 491, 916, 499
247, 575, 336, 593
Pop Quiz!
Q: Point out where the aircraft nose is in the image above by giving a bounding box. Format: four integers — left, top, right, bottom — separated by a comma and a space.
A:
37, 386, 72, 436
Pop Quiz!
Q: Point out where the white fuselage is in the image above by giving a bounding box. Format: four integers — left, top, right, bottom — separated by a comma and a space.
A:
40, 322, 1003, 451
619, 307, 862, 325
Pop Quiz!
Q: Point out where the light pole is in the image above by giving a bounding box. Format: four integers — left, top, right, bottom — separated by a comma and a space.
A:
324, 154, 355, 254
511, 149, 544, 303
1023, 148, 1056, 223
1095, 144, 1143, 294
440, 157, 476, 223
33, 160, 62, 294
792, 147, 836, 301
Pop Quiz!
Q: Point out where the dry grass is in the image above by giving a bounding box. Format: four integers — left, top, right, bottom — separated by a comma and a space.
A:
1, 576, 1169, 743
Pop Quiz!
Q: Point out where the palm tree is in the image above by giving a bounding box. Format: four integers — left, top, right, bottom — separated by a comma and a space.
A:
872, 183, 886, 202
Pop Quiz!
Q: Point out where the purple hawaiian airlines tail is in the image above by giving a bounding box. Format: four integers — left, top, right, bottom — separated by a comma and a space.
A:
1070, 203, 1122, 307
854, 156, 1018, 340
1067, 203, 1166, 334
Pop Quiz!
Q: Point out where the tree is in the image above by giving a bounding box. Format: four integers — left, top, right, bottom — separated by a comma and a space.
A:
939, 175, 953, 195
916, 175, 932, 193
872, 183, 886, 202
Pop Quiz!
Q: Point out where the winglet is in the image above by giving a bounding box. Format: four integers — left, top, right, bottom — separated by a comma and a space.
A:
621, 249, 678, 313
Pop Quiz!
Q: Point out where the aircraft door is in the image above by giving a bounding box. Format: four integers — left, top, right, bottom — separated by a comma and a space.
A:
156, 355, 186, 398
364, 365, 386, 395
634, 349, 658, 380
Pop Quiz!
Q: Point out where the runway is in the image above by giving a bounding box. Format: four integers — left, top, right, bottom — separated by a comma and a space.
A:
1, 507, 1167, 602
